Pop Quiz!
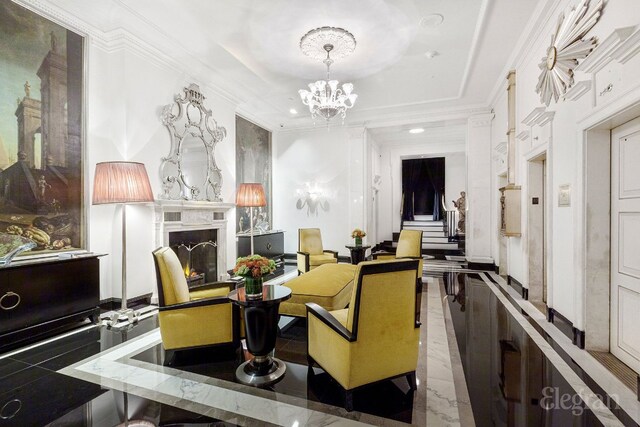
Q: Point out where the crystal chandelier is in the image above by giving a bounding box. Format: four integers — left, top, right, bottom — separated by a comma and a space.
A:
298, 27, 358, 123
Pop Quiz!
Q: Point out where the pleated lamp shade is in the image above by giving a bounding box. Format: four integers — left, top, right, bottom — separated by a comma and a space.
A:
92, 162, 154, 205
236, 183, 266, 207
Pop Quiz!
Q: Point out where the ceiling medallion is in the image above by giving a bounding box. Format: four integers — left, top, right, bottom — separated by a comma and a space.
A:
536, 0, 603, 106
298, 27, 358, 123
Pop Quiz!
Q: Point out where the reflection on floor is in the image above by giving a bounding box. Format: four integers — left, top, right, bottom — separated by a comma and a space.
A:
2, 262, 639, 426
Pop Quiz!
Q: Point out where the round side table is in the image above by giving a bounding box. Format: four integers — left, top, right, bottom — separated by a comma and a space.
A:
345, 245, 371, 265
227, 284, 291, 386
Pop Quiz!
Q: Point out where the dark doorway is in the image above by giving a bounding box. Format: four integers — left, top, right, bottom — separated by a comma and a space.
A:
401, 157, 445, 221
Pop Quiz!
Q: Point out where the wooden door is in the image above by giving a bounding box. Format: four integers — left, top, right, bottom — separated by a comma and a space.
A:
611, 117, 640, 373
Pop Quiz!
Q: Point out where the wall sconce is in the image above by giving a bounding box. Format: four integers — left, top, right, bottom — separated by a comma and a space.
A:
296, 182, 329, 216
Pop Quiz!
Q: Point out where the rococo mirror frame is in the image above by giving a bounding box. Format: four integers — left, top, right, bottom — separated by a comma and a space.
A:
160, 83, 226, 201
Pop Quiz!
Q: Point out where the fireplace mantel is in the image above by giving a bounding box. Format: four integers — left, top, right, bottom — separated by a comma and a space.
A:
154, 200, 235, 280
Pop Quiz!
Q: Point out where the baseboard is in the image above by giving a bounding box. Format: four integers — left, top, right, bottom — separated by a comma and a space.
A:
546, 307, 585, 349
99, 293, 153, 311
507, 276, 528, 300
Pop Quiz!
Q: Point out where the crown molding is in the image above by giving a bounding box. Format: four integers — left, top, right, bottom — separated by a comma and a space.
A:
564, 80, 592, 102
468, 113, 494, 128
516, 130, 530, 141
522, 107, 546, 126
575, 26, 637, 73
611, 26, 640, 64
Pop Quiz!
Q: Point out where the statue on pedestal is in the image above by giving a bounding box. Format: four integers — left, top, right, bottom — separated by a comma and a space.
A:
452, 191, 466, 234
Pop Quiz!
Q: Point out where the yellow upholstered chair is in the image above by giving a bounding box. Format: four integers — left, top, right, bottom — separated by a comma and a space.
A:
306, 259, 421, 411
152, 247, 239, 350
372, 229, 423, 279
297, 228, 338, 274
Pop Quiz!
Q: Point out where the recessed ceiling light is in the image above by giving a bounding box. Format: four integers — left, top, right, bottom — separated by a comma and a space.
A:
425, 50, 439, 59
289, 108, 298, 115
409, 128, 425, 134
420, 14, 444, 27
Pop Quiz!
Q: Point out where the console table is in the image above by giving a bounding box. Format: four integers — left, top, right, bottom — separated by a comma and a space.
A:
0, 253, 101, 351
237, 230, 284, 276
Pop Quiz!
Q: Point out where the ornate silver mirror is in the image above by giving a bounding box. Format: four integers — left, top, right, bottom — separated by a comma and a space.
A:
160, 84, 226, 201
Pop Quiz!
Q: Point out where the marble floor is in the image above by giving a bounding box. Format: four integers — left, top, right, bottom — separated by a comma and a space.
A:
1, 262, 638, 426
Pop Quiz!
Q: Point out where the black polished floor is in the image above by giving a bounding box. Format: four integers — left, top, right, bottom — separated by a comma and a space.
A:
133, 318, 417, 424
0, 317, 235, 426
445, 272, 634, 427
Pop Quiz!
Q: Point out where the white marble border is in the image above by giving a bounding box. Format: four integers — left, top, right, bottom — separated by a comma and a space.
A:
58, 322, 415, 426
425, 277, 462, 426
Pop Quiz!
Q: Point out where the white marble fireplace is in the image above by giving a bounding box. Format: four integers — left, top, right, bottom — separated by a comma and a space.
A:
154, 200, 235, 279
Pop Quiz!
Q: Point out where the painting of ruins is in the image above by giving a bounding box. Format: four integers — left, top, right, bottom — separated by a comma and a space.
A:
0, 2, 84, 255
235, 116, 272, 234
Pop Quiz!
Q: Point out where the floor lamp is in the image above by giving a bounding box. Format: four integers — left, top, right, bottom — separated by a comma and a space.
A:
93, 162, 154, 325
236, 183, 266, 255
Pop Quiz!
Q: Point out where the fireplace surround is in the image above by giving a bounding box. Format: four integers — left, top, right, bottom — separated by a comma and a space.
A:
154, 200, 234, 282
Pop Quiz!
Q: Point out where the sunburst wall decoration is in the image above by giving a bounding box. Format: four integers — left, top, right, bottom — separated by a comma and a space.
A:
536, 0, 604, 106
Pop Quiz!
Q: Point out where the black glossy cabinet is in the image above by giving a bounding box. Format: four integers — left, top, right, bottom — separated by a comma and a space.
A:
237, 230, 284, 260
0, 254, 100, 350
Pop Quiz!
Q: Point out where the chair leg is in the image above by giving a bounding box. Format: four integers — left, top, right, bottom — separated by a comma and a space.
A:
406, 372, 417, 391
307, 354, 315, 368
345, 390, 354, 412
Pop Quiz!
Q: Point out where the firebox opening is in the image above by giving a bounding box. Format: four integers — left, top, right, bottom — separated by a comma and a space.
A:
168, 229, 218, 288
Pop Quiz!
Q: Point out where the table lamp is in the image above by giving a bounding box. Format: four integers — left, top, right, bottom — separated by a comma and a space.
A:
93, 161, 154, 324
235, 183, 266, 255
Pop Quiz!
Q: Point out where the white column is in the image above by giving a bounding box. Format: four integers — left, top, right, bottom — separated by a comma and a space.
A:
466, 113, 495, 264
348, 126, 366, 244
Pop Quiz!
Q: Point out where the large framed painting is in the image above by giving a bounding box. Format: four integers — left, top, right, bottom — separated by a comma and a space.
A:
235, 116, 272, 234
0, 2, 85, 258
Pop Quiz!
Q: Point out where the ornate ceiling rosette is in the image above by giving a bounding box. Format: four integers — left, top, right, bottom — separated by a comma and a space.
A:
536, 0, 604, 106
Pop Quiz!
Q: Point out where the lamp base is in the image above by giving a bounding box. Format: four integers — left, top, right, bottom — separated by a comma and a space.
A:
104, 308, 140, 328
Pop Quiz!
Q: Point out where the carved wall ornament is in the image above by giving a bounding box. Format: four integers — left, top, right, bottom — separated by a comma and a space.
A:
160, 84, 227, 201
536, 0, 604, 106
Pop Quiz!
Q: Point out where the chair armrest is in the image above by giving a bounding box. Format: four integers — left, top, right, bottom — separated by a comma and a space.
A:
297, 251, 310, 257
306, 303, 356, 342
189, 281, 234, 292
323, 250, 338, 259
372, 251, 395, 260
159, 296, 229, 312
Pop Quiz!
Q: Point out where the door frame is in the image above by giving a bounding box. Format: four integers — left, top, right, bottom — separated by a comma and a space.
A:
526, 150, 549, 307
576, 88, 640, 351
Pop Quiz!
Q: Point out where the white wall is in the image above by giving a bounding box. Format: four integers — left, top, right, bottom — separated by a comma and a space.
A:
377, 139, 466, 242
272, 126, 366, 256
487, 0, 640, 327
84, 33, 239, 301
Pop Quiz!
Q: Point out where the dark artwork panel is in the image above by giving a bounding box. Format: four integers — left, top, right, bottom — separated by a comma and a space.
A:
0, 2, 85, 255
235, 116, 272, 234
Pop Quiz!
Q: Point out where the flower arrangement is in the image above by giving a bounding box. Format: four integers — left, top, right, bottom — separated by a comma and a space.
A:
233, 255, 276, 278
351, 228, 366, 239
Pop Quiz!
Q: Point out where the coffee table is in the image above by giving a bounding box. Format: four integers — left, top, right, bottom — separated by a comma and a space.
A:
227, 284, 292, 386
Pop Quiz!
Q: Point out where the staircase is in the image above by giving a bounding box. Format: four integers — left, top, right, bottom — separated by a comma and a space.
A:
403, 215, 459, 251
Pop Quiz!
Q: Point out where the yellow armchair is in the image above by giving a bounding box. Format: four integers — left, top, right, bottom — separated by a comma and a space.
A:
297, 228, 338, 274
372, 229, 423, 277
306, 259, 421, 411
152, 247, 239, 350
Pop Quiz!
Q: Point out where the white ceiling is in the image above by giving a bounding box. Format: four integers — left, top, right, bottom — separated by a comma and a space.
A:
47, 0, 540, 131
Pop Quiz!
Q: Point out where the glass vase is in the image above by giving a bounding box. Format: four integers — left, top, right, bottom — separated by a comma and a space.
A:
244, 276, 263, 299
355, 237, 362, 247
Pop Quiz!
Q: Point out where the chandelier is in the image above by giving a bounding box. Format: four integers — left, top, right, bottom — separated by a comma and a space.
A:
298, 27, 358, 123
